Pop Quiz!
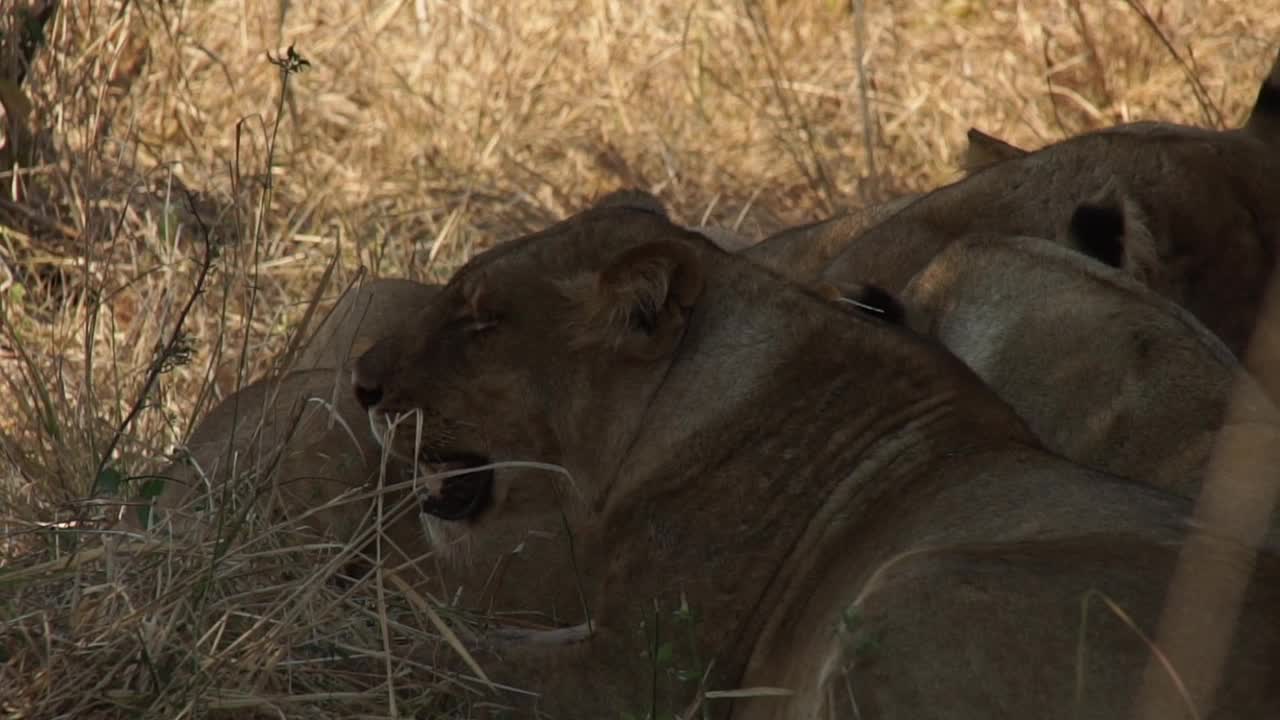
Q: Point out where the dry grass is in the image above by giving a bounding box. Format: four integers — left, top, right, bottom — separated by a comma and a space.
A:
1, 0, 1277, 717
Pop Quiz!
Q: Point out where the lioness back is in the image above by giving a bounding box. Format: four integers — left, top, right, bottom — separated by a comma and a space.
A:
811, 536, 1280, 720
294, 278, 441, 372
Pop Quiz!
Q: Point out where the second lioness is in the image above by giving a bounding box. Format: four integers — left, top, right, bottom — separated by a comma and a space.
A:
137, 279, 443, 576
753, 52, 1280, 356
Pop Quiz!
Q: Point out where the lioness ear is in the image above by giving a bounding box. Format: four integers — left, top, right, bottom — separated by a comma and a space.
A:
581, 241, 705, 360
1067, 183, 1159, 285
1068, 204, 1125, 267
962, 127, 1028, 173
816, 281, 907, 325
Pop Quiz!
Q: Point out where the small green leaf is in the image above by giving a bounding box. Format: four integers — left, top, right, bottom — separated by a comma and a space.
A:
654, 641, 674, 667
161, 206, 181, 245
855, 629, 884, 659
840, 604, 864, 632
139, 478, 166, 499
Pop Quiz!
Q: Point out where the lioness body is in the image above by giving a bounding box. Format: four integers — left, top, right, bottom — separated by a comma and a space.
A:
352, 197, 1280, 719
138, 279, 444, 577
294, 277, 440, 372
899, 234, 1277, 497
142, 370, 429, 570
741, 195, 917, 283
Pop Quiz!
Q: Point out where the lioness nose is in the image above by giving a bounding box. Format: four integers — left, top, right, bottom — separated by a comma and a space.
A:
351, 370, 383, 410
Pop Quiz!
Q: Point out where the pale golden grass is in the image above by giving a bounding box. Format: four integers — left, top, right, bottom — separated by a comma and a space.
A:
1, 0, 1277, 717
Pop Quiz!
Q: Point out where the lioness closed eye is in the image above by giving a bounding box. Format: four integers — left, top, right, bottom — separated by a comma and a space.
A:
350, 189, 1280, 720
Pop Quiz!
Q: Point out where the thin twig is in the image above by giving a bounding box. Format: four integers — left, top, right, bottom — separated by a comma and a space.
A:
87, 188, 215, 501
741, 0, 836, 213
849, 0, 878, 202
1120, 0, 1222, 128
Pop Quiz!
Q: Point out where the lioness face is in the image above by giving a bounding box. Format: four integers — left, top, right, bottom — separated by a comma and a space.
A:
352, 204, 707, 554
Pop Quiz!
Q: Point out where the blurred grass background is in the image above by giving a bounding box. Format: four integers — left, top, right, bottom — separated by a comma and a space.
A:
0, 0, 1277, 716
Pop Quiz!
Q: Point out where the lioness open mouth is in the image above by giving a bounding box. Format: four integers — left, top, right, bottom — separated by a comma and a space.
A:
420, 453, 494, 521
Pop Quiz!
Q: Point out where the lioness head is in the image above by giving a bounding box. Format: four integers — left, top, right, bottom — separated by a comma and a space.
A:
352, 192, 708, 557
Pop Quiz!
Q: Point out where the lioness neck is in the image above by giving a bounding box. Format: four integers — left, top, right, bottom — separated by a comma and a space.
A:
620, 258, 1035, 489
593, 259, 1042, 693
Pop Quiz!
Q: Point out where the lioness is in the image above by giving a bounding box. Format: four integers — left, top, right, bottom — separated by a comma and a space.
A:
137, 279, 445, 577
796, 52, 1280, 355
293, 277, 440, 372
351, 192, 1280, 719
144, 277, 589, 620
839, 224, 1278, 499
138, 369, 431, 571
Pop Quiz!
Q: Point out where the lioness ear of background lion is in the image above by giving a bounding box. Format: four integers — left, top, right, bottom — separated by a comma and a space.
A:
1243, 47, 1280, 148
1065, 184, 1159, 285
577, 241, 705, 360
961, 126, 1029, 172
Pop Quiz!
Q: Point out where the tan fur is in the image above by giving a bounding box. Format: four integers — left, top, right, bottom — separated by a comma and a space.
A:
293, 277, 440, 372
789, 57, 1280, 356
351, 198, 1280, 719
896, 233, 1279, 502
695, 224, 756, 252
740, 194, 918, 283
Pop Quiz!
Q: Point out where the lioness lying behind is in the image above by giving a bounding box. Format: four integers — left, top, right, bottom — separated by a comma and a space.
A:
136, 279, 444, 577
741, 193, 918, 283
293, 277, 441, 372
351, 191, 1280, 719
138, 369, 430, 571
756, 52, 1280, 356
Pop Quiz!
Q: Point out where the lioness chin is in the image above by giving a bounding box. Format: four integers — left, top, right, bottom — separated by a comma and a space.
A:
352, 191, 1280, 719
